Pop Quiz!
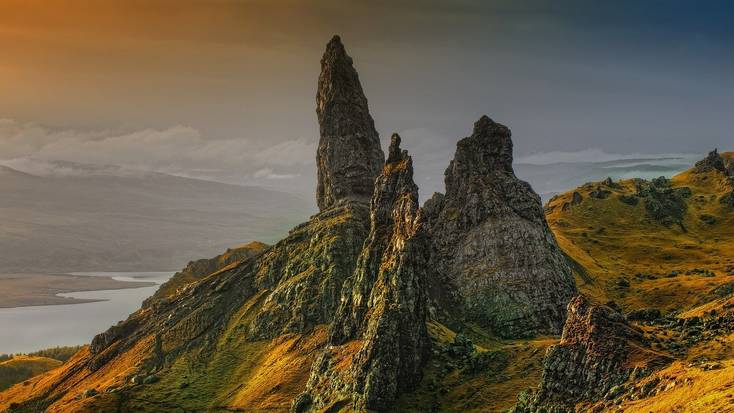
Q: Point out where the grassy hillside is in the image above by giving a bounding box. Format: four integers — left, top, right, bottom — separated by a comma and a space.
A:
546, 152, 734, 314
2, 153, 733, 413
0, 356, 62, 392
0, 347, 81, 392
541, 151, 734, 412
147, 241, 269, 303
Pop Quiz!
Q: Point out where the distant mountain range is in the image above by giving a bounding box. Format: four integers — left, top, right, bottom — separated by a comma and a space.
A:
0, 161, 314, 273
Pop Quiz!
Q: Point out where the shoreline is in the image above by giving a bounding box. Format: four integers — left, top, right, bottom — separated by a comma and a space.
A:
0, 273, 158, 309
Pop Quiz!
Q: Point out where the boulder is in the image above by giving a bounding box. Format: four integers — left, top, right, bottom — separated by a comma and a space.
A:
513, 295, 671, 412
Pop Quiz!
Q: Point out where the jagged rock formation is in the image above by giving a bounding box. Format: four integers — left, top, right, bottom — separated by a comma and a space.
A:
316, 35, 385, 211
296, 134, 430, 412
616, 177, 692, 227
513, 295, 670, 413
423, 116, 577, 338
694, 149, 728, 175
693, 150, 734, 208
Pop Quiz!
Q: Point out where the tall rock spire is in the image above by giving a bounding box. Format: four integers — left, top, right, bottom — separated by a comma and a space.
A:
316, 35, 385, 211
295, 134, 430, 412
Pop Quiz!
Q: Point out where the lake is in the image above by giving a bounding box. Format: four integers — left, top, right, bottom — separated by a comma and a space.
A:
0, 272, 173, 354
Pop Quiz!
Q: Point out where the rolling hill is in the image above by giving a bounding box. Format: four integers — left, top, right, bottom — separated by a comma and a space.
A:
0, 162, 313, 273
546, 150, 734, 314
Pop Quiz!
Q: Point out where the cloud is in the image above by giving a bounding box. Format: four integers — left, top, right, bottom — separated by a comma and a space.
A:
253, 168, 301, 180
0, 118, 315, 190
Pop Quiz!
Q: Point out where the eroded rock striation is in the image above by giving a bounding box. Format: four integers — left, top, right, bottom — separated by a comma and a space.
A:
296, 134, 430, 412
514, 295, 670, 413
423, 116, 577, 337
316, 35, 385, 211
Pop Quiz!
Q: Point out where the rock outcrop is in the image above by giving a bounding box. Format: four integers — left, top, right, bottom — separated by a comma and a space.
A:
693, 149, 728, 175
632, 177, 691, 227
316, 35, 385, 211
423, 116, 577, 337
296, 134, 430, 412
514, 295, 670, 413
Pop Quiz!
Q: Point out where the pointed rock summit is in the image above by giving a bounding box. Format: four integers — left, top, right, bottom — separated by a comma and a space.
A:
424, 116, 577, 337
1, 36, 584, 413
445, 115, 514, 186
316, 35, 385, 211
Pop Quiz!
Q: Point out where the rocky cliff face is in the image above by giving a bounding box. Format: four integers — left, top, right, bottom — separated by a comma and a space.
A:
316, 35, 385, 211
423, 116, 577, 338
513, 295, 670, 413
296, 134, 430, 412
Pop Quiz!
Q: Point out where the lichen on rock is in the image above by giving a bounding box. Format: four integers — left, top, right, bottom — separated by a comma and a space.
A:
296, 134, 430, 412
512, 295, 671, 413
315, 35, 385, 211
423, 115, 577, 338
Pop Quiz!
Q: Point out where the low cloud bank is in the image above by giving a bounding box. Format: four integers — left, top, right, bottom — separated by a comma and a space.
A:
0, 118, 707, 201
0, 118, 315, 191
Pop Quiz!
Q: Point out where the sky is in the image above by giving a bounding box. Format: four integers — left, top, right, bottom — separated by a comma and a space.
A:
1, 0, 732, 200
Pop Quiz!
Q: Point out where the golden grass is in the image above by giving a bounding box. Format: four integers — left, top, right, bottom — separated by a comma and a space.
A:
544, 159, 734, 412
547, 169, 734, 314
392, 321, 556, 413
0, 355, 62, 392
621, 360, 734, 413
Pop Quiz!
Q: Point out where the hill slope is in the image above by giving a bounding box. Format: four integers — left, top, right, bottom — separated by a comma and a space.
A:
0, 162, 311, 272
516, 150, 734, 412
4, 36, 733, 413
0, 357, 62, 392
546, 151, 734, 314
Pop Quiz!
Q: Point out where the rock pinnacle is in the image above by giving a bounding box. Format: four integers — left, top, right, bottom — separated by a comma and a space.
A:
315, 35, 385, 211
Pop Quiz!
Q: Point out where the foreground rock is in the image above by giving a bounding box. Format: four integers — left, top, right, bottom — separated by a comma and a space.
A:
513, 295, 671, 412
316, 35, 385, 211
423, 116, 577, 337
296, 134, 430, 412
